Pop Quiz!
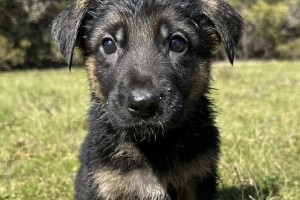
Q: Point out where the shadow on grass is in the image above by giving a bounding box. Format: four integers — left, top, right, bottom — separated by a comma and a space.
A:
219, 176, 281, 200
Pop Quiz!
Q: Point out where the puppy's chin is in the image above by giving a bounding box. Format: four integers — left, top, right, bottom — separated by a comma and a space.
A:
123, 123, 167, 142
106, 105, 185, 141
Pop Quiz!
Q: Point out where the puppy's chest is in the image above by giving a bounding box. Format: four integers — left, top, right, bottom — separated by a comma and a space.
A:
92, 166, 197, 200
92, 143, 213, 200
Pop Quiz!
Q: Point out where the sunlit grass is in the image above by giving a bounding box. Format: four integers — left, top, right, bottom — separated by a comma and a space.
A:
0, 60, 299, 199
0, 69, 89, 199
212, 60, 300, 200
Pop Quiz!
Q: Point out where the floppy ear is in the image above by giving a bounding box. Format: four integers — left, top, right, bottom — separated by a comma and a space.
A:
201, 0, 243, 65
51, 0, 89, 68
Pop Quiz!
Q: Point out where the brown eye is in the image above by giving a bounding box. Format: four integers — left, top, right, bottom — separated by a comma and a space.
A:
102, 38, 117, 54
170, 35, 187, 53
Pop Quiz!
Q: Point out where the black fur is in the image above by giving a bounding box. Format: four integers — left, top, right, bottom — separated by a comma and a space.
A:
52, 0, 243, 199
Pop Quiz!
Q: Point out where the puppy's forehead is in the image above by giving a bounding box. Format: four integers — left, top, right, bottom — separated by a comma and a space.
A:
89, 0, 197, 41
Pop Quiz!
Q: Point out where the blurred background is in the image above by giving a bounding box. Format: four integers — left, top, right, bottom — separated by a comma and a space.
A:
0, 0, 300, 70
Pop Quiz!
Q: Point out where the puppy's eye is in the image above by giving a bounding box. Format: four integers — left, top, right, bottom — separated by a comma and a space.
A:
170, 35, 187, 53
102, 38, 117, 54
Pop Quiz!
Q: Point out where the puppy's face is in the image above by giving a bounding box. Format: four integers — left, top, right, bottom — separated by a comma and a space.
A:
84, 1, 218, 132
52, 0, 243, 138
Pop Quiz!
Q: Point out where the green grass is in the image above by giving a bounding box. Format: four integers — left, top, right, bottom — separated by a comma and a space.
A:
0, 61, 299, 199
212, 61, 300, 200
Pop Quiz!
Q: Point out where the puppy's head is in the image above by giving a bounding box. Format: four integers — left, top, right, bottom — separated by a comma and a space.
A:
52, 0, 243, 139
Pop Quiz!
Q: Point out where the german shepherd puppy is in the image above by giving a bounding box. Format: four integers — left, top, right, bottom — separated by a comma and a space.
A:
52, 0, 243, 199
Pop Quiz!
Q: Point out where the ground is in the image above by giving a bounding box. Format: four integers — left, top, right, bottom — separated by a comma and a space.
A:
0, 60, 299, 200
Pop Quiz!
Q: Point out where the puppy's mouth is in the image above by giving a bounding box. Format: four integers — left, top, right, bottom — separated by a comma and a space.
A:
106, 89, 185, 138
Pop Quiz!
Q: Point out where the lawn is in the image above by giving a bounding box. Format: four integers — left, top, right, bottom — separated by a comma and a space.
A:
0, 61, 299, 199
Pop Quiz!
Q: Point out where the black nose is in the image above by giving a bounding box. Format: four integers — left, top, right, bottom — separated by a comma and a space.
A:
127, 89, 160, 118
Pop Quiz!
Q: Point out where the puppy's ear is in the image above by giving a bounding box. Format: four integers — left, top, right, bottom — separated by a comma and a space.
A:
51, 0, 89, 68
201, 0, 243, 65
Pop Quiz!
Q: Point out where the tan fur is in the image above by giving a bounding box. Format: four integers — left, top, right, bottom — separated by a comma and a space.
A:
187, 61, 210, 105
85, 56, 104, 101
93, 149, 216, 200
93, 168, 169, 200
75, 0, 89, 11
202, 0, 219, 12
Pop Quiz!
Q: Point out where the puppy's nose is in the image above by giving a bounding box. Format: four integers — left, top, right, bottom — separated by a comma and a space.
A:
127, 89, 160, 118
